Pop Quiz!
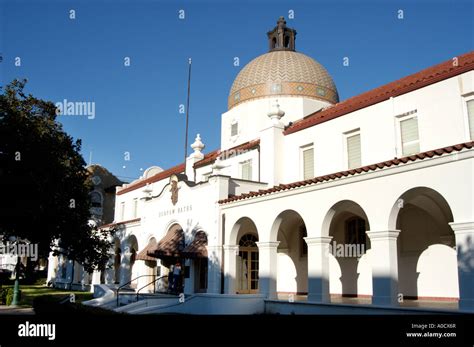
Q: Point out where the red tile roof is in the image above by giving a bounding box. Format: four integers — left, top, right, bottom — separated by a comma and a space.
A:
284, 51, 474, 135
181, 231, 208, 258
193, 139, 260, 169
117, 163, 185, 196
147, 224, 184, 259
100, 218, 141, 229
218, 141, 474, 204
115, 140, 260, 196
136, 238, 157, 262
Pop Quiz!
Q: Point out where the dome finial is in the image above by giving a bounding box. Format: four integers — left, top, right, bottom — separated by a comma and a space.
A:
267, 99, 285, 125
191, 133, 205, 154
267, 16, 296, 52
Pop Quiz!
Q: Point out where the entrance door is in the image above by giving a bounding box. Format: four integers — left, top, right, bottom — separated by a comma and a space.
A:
237, 234, 259, 294
194, 258, 208, 293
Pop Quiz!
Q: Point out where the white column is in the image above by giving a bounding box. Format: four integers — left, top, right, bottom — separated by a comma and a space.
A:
119, 250, 131, 286
366, 230, 400, 306
91, 270, 101, 285
259, 125, 284, 186
305, 236, 332, 303
256, 241, 280, 299
135, 261, 149, 293
259, 101, 285, 186
450, 221, 474, 311
223, 245, 239, 294
206, 245, 222, 294
105, 251, 115, 284
186, 134, 205, 182
46, 252, 58, 285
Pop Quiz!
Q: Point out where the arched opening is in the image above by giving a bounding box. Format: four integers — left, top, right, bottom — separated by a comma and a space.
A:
124, 235, 139, 287
227, 217, 260, 294
182, 230, 209, 293
136, 237, 160, 292
89, 191, 103, 219
90, 191, 103, 207
113, 239, 121, 284
271, 210, 308, 298
238, 234, 259, 294
284, 35, 290, 48
393, 187, 458, 303
146, 223, 185, 293
272, 37, 277, 49
323, 200, 371, 302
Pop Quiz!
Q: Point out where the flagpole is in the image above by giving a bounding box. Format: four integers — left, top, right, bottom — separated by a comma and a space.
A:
184, 58, 192, 164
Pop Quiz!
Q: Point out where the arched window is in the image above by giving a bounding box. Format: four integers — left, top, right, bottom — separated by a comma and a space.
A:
239, 234, 258, 247
90, 191, 103, 208
272, 37, 277, 49
284, 35, 290, 48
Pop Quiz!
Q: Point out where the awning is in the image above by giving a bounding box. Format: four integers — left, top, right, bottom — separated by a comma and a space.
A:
147, 224, 184, 259
182, 231, 208, 259
136, 239, 157, 262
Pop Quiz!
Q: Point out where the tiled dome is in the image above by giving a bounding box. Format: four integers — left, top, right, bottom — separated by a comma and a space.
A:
228, 50, 339, 110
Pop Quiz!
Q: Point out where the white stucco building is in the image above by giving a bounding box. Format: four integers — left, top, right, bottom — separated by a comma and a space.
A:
81, 17, 474, 314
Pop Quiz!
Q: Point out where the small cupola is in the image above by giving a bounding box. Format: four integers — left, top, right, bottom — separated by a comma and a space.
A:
267, 16, 296, 52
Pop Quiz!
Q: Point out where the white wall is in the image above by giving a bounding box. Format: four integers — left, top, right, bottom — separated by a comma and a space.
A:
221, 96, 329, 151
195, 148, 260, 183
222, 149, 474, 300
282, 72, 474, 184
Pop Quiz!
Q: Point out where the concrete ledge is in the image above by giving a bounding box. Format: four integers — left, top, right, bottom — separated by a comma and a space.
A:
131, 294, 266, 315
264, 300, 468, 315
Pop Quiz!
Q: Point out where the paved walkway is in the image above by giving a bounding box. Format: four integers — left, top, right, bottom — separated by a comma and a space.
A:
277, 294, 459, 310
0, 305, 35, 315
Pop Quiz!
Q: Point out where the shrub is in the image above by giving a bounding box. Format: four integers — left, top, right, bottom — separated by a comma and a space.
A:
33, 295, 120, 315
0, 288, 7, 305
0, 287, 21, 305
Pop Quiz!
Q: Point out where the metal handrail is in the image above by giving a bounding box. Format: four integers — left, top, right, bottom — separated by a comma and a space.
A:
116, 274, 157, 307
135, 275, 168, 302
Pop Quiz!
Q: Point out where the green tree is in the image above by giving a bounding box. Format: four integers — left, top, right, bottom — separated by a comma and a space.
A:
0, 79, 112, 273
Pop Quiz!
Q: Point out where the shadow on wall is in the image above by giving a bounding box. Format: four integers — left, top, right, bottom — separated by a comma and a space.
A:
457, 235, 474, 303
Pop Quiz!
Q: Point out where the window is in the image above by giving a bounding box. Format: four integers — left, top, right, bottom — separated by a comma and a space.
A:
240, 160, 252, 180
400, 116, 420, 156
133, 198, 138, 218
301, 146, 314, 180
467, 99, 474, 140
231, 122, 238, 136
239, 234, 258, 247
120, 202, 125, 220
345, 131, 361, 169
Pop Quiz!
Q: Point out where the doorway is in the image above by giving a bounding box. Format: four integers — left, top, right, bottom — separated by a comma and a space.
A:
237, 234, 259, 294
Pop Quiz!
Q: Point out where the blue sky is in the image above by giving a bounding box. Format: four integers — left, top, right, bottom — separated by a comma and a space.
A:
1, 0, 473, 182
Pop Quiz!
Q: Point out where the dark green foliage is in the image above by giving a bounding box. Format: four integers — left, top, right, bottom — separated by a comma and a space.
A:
0, 287, 21, 305
33, 295, 120, 315
0, 79, 113, 273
